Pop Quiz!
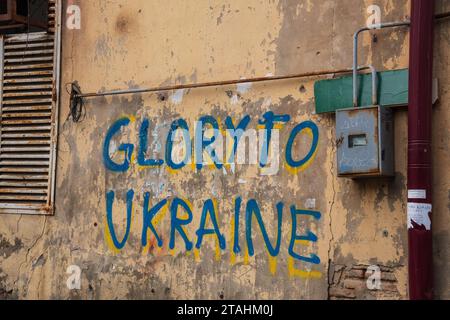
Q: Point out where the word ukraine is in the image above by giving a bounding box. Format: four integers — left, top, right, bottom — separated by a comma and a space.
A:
106, 193, 322, 265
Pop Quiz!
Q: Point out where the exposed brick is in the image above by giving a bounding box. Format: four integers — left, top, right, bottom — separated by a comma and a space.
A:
343, 278, 366, 290
330, 296, 355, 301
329, 287, 356, 299
381, 282, 399, 293
352, 265, 369, 270
347, 269, 365, 279
381, 272, 397, 282
332, 269, 344, 285
364, 270, 397, 282
329, 264, 403, 300
380, 266, 398, 272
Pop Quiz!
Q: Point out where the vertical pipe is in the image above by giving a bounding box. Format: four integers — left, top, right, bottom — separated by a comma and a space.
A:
408, 0, 435, 300
353, 22, 409, 108
353, 28, 368, 107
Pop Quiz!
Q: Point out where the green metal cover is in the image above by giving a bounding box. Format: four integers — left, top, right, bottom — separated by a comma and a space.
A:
314, 68, 408, 114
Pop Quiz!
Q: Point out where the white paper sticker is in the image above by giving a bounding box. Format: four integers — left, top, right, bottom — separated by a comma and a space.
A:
407, 203, 432, 230
408, 189, 427, 200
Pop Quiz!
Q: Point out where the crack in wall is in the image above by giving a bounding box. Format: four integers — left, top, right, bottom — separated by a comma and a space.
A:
326, 116, 337, 300
16, 215, 23, 234
14, 217, 48, 297
330, 0, 337, 68
326, 1, 338, 299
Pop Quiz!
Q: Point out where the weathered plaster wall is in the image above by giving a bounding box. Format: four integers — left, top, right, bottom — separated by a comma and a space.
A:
0, 0, 449, 300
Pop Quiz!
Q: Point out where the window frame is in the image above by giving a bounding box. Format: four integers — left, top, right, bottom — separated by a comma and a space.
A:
0, 0, 61, 215
0, 0, 13, 22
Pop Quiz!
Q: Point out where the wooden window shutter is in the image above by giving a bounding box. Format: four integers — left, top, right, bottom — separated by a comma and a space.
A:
0, 1, 61, 215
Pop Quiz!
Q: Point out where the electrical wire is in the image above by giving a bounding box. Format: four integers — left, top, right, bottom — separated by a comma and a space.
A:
66, 82, 85, 123
71, 12, 450, 101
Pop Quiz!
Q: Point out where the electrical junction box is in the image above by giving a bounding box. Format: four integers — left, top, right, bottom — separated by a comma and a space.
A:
336, 105, 394, 178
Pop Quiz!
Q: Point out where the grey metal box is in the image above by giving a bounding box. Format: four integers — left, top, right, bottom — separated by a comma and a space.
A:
336, 105, 394, 178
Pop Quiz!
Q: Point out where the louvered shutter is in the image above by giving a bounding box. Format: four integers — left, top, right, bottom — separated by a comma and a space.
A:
0, 2, 60, 215
47, 0, 56, 34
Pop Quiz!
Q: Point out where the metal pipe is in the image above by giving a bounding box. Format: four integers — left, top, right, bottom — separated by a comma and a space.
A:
353, 21, 410, 107
407, 0, 435, 300
73, 67, 365, 99
353, 65, 378, 107
72, 12, 449, 101
367, 65, 378, 105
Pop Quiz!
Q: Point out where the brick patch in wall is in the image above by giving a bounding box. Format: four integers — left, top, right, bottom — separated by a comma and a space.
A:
329, 264, 403, 300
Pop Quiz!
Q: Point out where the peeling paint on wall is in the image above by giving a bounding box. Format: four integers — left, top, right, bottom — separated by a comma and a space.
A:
0, 0, 449, 300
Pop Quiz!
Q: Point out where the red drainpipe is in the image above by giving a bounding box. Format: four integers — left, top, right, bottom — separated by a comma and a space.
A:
407, 0, 435, 300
